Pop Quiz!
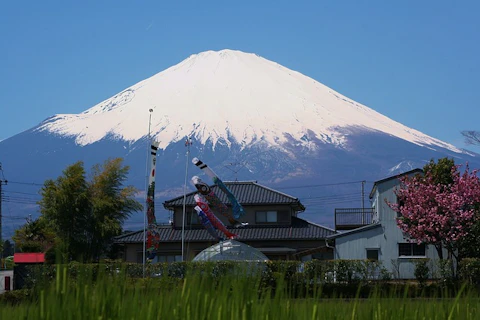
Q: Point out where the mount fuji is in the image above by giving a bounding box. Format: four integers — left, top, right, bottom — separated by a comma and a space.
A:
1, 49, 478, 232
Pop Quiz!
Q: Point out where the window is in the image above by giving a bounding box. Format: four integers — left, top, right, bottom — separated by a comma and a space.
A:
188, 210, 201, 225
366, 249, 379, 261
398, 243, 425, 257
256, 211, 277, 223
183, 208, 201, 225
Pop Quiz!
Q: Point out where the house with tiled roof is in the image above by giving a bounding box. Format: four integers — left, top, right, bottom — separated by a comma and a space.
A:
114, 181, 335, 263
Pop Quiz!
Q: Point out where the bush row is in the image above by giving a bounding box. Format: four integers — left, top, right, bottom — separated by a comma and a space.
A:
15, 258, 480, 289
18, 260, 389, 283
12, 259, 452, 284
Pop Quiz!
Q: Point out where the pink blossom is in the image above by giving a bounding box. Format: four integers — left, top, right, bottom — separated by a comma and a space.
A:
388, 163, 480, 251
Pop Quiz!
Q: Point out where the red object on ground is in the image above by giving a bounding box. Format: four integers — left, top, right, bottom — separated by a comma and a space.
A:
13, 253, 45, 263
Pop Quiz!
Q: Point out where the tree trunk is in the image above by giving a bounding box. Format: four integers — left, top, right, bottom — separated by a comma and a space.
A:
435, 243, 443, 260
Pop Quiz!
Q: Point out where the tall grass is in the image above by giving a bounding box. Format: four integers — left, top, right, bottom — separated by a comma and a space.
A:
1, 264, 479, 319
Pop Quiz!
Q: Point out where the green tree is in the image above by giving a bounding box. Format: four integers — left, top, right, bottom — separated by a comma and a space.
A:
12, 217, 56, 253
0, 239, 13, 258
3, 239, 14, 256
423, 157, 455, 186
459, 213, 480, 259
36, 158, 141, 262
39, 161, 91, 261
88, 158, 142, 260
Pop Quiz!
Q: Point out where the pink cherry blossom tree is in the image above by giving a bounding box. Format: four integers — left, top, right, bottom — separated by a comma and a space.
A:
388, 163, 480, 261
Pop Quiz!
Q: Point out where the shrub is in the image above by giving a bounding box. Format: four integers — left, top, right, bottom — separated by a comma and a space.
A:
459, 258, 480, 285
379, 266, 392, 281
435, 259, 455, 284
335, 259, 356, 283
1, 257, 14, 269
0, 289, 33, 305
414, 259, 430, 285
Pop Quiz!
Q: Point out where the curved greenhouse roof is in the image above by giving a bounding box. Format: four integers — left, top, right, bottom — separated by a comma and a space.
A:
192, 240, 270, 262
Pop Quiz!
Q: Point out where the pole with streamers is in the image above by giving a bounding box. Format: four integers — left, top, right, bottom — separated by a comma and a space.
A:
146, 141, 161, 260
181, 136, 193, 261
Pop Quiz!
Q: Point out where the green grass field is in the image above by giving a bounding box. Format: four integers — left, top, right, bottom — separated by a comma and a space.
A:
1, 265, 479, 319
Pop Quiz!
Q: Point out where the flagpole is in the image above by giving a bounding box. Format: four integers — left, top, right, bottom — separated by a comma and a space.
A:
143, 108, 153, 278
181, 136, 191, 261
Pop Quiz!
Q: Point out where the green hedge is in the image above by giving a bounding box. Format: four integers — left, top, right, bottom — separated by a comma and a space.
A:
18, 258, 480, 289
459, 258, 480, 284
18, 259, 390, 290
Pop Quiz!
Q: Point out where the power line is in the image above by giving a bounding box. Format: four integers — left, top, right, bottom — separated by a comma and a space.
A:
303, 197, 360, 207
300, 192, 360, 200
7, 180, 44, 187
5, 173, 374, 192
3, 190, 41, 196
3, 201, 38, 206
302, 199, 360, 206
2, 194, 39, 201
275, 180, 366, 190
3, 215, 30, 221
3, 196, 38, 201
302, 199, 361, 206
2, 198, 39, 205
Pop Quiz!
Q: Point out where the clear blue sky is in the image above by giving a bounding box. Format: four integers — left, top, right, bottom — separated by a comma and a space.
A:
1, 0, 479, 151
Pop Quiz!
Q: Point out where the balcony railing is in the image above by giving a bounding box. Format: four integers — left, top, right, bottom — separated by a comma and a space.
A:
334, 208, 375, 231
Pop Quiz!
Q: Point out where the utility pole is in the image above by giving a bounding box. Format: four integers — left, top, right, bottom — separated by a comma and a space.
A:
0, 179, 2, 262
361, 180, 365, 224
0, 163, 8, 262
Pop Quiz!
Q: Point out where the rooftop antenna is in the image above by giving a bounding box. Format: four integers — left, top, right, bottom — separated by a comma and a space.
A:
223, 161, 246, 181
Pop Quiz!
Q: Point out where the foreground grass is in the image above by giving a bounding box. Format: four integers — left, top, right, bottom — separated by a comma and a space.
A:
1, 266, 479, 319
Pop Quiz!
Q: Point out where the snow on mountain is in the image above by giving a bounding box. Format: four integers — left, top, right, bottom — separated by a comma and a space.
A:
37, 49, 462, 153
388, 160, 425, 174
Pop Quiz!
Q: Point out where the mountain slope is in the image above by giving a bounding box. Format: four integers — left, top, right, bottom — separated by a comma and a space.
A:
37, 49, 462, 153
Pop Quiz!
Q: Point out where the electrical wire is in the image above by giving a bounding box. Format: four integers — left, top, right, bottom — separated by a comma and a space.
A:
276, 180, 365, 190
3, 190, 41, 196
6, 180, 44, 187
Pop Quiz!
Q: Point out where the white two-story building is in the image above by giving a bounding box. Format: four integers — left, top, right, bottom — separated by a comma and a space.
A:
330, 169, 446, 279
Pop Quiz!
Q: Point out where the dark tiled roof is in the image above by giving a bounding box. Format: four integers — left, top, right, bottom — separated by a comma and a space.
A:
114, 217, 335, 243
164, 181, 305, 211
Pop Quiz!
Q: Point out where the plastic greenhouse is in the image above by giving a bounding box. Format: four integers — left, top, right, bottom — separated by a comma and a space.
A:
192, 240, 270, 262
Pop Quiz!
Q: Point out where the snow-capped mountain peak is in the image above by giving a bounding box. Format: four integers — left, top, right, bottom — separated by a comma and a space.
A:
38, 49, 462, 153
